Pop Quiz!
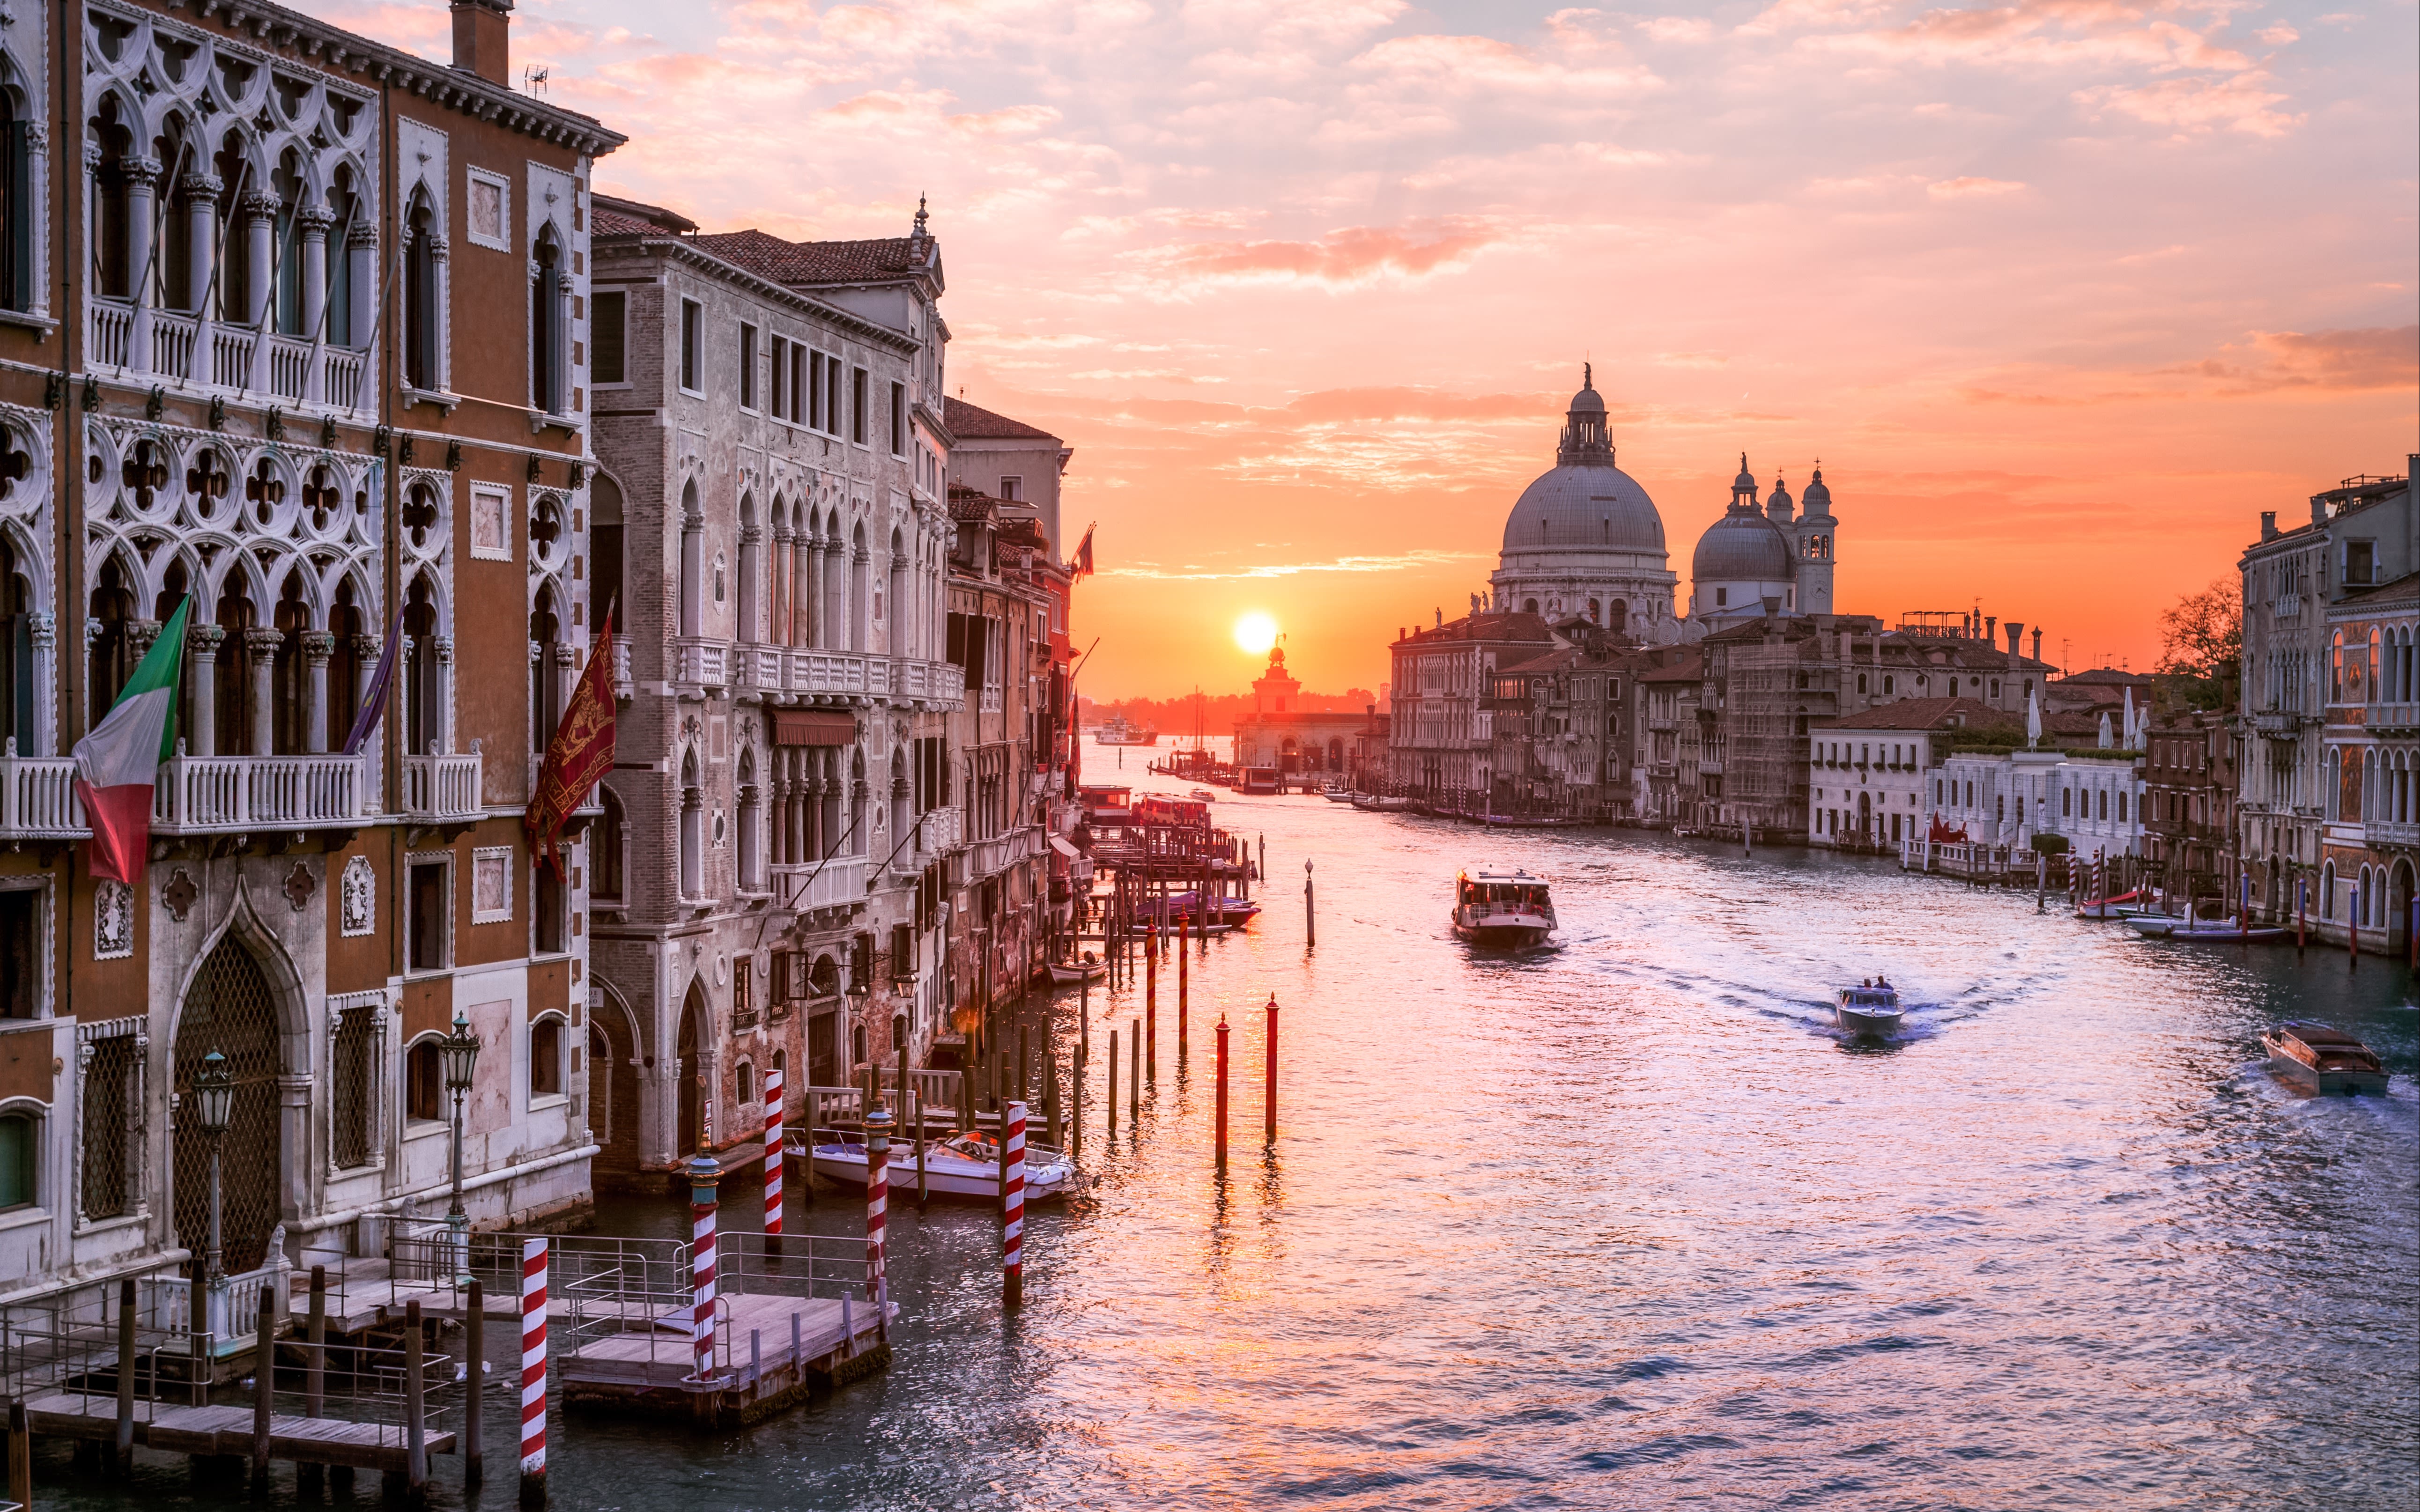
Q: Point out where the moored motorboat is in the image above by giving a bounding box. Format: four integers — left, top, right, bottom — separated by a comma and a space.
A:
1047, 956, 1108, 984
1835, 984, 1904, 1036
1451, 866, 1555, 946
2261, 1022, 2390, 1096
2160, 920, 2290, 943
2124, 914, 2186, 937
1322, 788, 1359, 803
798, 1130, 1078, 1201
1188, 788, 1217, 804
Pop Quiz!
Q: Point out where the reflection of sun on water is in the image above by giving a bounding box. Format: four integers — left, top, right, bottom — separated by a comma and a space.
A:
1234, 613, 1278, 655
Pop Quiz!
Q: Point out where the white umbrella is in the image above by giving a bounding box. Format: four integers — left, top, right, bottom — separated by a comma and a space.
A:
2122, 686, 2137, 747
2026, 685, 2043, 750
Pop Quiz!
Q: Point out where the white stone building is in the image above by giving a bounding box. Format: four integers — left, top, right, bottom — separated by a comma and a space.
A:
1809, 698, 2013, 850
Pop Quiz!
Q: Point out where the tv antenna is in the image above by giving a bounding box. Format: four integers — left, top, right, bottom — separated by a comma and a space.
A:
523, 66, 550, 97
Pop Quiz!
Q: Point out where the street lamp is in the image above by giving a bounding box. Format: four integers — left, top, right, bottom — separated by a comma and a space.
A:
439, 1009, 481, 1282
191, 1047, 235, 1339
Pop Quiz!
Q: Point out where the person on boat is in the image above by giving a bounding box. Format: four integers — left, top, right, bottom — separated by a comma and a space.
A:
1876, 973, 1892, 990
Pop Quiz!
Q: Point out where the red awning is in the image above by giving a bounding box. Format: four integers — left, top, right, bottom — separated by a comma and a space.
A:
773, 711, 858, 747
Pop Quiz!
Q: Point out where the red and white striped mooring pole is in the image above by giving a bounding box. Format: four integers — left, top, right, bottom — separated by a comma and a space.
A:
518, 1238, 548, 1505
864, 1103, 891, 1344
762, 1062, 784, 1237
688, 1154, 720, 1381
1003, 1100, 1026, 1310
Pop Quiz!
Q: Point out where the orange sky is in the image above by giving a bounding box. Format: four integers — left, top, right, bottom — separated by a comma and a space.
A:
309, 0, 2418, 698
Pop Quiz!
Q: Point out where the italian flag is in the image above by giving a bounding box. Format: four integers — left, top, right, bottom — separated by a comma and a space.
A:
75, 597, 190, 885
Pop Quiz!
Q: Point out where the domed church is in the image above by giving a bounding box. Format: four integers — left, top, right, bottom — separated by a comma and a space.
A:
1489, 367, 1678, 634
1487, 370, 1839, 639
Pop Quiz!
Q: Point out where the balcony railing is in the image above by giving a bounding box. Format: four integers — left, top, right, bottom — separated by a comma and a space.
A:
980, 686, 1004, 715
0, 752, 87, 840
2368, 702, 2420, 731
773, 854, 870, 913
612, 639, 635, 700
918, 804, 963, 856
674, 637, 731, 690
733, 645, 784, 697
2366, 819, 2420, 848
154, 752, 363, 833
402, 750, 483, 823
88, 299, 375, 413
785, 650, 869, 698
967, 825, 1038, 879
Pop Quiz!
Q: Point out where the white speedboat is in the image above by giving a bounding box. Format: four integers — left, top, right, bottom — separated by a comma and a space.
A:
1835, 985, 1903, 1036
797, 1130, 1077, 1202
1450, 866, 1555, 947
1187, 788, 1217, 804
1322, 788, 1358, 804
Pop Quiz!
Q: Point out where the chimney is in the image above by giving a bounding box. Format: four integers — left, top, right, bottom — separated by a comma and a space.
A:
2031, 627, 2043, 663
2260, 510, 2278, 542
451, 0, 512, 86
1984, 615, 1996, 645
2005, 622, 2024, 661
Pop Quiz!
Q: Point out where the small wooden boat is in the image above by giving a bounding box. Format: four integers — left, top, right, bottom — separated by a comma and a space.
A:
2160, 921, 2289, 944
798, 1130, 1078, 1201
1354, 794, 1414, 812
2261, 1022, 2390, 1096
1047, 956, 1107, 984
1322, 788, 1359, 804
1451, 866, 1555, 947
1835, 984, 1903, 1036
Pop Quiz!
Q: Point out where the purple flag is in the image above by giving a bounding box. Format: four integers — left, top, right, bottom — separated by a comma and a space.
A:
341, 608, 406, 756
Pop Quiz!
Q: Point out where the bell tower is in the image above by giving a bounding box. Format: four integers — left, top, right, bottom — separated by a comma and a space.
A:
1796, 463, 1838, 615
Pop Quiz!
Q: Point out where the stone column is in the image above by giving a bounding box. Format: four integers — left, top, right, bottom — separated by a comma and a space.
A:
431, 636, 455, 753
124, 157, 162, 306
803, 538, 823, 649
26, 613, 55, 757
241, 192, 279, 328
186, 623, 226, 757
345, 222, 377, 350
299, 207, 335, 344
246, 627, 282, 757
769, 525, 790, 648
302, 631, 336, 753
181, 172, 222, 313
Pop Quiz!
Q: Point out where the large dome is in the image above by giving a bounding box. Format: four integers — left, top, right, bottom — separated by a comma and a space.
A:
1501, 464, 1665, 554
1692, 507, 1794, 582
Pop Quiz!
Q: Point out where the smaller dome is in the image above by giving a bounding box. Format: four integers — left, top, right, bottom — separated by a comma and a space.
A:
1693, 508, 1794, 583
1569, 383, 1605, 414
1802, 465, 1832, 512
1766, 477, 1793, 515
1732, 452, 1755, 492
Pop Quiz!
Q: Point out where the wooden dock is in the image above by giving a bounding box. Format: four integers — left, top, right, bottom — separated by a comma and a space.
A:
22, 1393, 455, 1471
560, 1290, 894, 1427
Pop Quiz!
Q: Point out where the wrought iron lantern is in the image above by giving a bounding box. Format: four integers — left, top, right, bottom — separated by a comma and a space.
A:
192, 1048, 235, 1136
439, 1008, 481, 1096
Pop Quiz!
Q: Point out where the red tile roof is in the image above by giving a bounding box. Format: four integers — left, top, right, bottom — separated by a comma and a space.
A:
692, 229, 926, 285
1813, 697, 2019, 733
945, 396, 1058, 442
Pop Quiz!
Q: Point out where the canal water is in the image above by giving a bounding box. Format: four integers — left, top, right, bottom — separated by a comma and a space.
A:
42, 765, 2420, 1510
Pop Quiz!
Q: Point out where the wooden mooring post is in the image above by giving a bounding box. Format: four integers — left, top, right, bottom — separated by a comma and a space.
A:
1130, 1019, 1141, 1126
1265, 994, 1279, 1143
1107, 1028, 1119, 1139
8, 1398, 30, 1512
1177, 911, 1189, 1054
405, 1298, 429, 1493
115, 1276, 137, 1474
466, 1276, 486, 1486
1304, 859, 1316, 948
251, 1284, 274, 1489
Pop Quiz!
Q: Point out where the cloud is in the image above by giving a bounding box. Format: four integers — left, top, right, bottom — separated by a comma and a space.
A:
1130, 218, 1514, 289
2073, 74, 2302, 137
1106, 549, 1488, 581
1280, 388, 1551, 421
1928, 175, 2027, 197
2198, 327, 2420, 393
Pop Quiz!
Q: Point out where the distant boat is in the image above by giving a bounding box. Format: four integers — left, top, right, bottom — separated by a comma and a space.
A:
2261, 1022, 2390, 1096
1187, 788, 1217, 804
800, 1130, 1077, 1202
1450, 866, 1555, 947
1094, 714, 1160, 745
1835, 984, 1904, 1037
1322, 788, 1358, 804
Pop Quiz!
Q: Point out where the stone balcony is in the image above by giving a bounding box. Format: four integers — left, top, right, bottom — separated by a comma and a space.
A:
402, 748, 483, 824
2366, 819, 2420, 849
966, 824, 1040, 880
772, 854, 870, 914
153, 752, 363, 836
0, 752, 88, 841
89, 298, 371, 412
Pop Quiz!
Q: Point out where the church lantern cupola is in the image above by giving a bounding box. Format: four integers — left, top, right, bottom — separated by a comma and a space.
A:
1556, 364, 1615, 466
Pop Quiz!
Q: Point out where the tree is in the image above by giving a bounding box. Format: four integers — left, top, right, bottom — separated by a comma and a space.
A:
2156, 578, 2242, 711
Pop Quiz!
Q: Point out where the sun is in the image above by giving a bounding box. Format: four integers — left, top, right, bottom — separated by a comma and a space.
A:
1234, 613, 1279, 656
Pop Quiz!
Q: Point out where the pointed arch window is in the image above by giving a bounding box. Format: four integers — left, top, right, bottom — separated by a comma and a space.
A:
403, 188, 444, 390
531, 227, 567, 413
0, 89, 32, 312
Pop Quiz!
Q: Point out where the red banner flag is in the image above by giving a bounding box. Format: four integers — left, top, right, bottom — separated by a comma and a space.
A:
525, 609, 616, 874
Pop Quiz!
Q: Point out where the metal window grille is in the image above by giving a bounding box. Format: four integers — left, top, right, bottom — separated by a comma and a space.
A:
172, 940, 285, 1276
331, 1004, 380, 1170
79, 1033, 139, 1220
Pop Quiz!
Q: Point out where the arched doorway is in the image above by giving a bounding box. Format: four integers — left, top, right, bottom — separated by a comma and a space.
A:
173, 937, 285, 1276
1857, 790, 1872, 845
676, 981, 709, 1156
2394, 861, 2416, 954
589, 990, 646, 1180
